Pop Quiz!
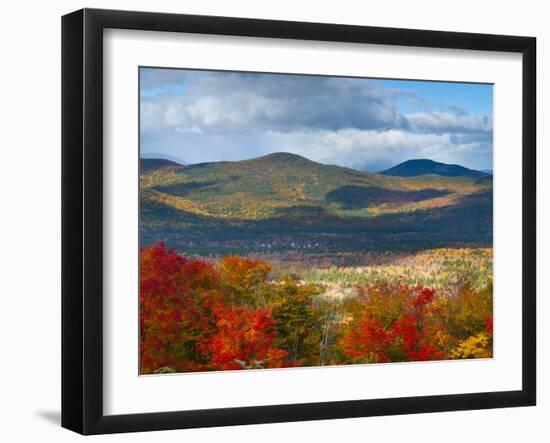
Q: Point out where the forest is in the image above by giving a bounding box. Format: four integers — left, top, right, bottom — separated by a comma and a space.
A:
140, 243, 493, 374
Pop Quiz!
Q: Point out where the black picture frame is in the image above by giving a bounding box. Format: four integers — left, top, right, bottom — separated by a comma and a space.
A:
62, 8, 536, 435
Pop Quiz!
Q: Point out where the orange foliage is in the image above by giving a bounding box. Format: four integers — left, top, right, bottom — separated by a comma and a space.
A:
219, 256, 271, 290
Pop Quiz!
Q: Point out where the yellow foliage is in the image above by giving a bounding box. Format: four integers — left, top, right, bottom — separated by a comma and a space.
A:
451, 332, 492, 359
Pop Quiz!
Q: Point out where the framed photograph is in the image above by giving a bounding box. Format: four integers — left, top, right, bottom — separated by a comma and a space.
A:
62, 8, 536, 435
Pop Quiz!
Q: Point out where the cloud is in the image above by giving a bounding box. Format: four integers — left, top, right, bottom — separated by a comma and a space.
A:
263, 129, 492, 171
140, 68, 494, 171
448, 104, 468, 116
406, 111, 492, 134
141, 126, 492, 172
141, 71, 408, 134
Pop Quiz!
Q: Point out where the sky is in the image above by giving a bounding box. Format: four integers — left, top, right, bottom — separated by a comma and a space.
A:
140, 67, 493, 172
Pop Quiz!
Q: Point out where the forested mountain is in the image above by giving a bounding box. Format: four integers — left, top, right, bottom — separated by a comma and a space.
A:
140, 153, 493, 254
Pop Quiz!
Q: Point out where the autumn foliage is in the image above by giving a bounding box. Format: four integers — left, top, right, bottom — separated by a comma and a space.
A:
140, 243, 493, 374
140, 243, 294, 373
339, 286, 444, 363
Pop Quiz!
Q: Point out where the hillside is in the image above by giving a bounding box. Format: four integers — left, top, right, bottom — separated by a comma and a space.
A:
141, 153, 485, 219
380, 159, 489, 180
140, 152, 187, 164
140, 153, 493, 254
140, 158, 184, 173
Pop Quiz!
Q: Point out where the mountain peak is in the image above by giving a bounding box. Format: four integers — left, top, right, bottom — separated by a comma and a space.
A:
379, 159, 488, 179
239, 152, 322, 170
254, 152, 315, 163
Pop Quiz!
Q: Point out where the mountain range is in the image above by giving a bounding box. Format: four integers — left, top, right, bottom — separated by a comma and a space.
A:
140, 153, 492, 254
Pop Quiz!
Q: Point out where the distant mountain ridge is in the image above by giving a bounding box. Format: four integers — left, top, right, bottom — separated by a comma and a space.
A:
140, 152, 493, 253
380, 159, 489, 179
141, 152, 187, 164
140, 158, 184, 173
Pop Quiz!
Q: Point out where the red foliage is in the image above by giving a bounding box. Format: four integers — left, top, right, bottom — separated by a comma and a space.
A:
204, 305, 287, 370
412, 287, 435, 309
339, 314, 392, 363
340, 284, 444, 363
140, 243, 287, 373
485, 316, 494, 335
